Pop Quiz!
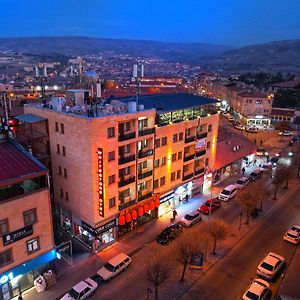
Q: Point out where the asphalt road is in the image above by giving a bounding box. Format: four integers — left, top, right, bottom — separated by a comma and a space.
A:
181, 185, 300, 300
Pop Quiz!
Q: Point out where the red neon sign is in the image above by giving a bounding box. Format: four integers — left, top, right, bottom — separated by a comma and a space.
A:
97, 148, 104, 217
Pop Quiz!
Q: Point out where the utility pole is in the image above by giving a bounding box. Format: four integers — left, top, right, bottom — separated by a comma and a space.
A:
35, 64, 47, 104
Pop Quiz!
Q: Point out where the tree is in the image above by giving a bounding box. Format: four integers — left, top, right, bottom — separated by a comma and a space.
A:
146, 253, 170, 300
272, 165, 286, 200
236, 186, 259, 224
175, 232, 205, 282
209, 219, 229, 255
292, 143, 300, 178
252, 176, 272, 211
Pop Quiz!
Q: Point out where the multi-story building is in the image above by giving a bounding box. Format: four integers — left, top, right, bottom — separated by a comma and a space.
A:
0, 139, 55, 300
24, 93, 219, 252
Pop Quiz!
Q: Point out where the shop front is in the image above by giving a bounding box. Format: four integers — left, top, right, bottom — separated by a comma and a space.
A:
73, 218, 117, 253
0, 250, 56, 300
118, 195, 160, 236
246, 115, 271, 128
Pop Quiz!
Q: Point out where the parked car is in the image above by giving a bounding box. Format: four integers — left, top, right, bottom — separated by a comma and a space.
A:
270, 156, 280, 167
235, 177, 249, 188
257, 252, 285, 280
248, 169, 263, 181
283, 225, 300, 245
242, 278, 270, 300
97, 253, 131, 281
256, 147, 268, 156
156, 223, 182, 245
235, 124, 246, 131
199, 198, 221, 214
260, 164, 272, 172
180, 210, 201, 227
228, 116, 235, 122
218, 184, 237, 201
279, 130, 293, 136
246, 126, 258, 133
60, 278, 98, 300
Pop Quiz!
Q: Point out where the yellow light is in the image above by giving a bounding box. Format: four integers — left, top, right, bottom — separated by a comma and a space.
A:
9, 93, 14, 97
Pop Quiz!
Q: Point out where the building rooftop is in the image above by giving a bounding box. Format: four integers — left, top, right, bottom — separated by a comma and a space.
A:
15, 113, 47, 124
237, 91, 269, 98
116, 93, 216, 113
271, 108, 295, 117
0, 140, 47, 187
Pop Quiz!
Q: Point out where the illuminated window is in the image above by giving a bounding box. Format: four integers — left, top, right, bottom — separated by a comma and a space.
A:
23, 208, 37, 226
108, 197, 116, 209
27, 237, 40, 254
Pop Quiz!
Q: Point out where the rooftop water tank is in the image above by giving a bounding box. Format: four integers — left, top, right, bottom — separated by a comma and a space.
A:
128, 101, 137, 113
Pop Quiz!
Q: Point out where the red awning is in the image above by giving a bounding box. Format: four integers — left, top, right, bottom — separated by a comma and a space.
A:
125, 213, 132, 223
131, 210, 137, 220
119, 215, 125, 226
138, 206, 144, 217
144, 204, 150, 213
149, 201, 155, 210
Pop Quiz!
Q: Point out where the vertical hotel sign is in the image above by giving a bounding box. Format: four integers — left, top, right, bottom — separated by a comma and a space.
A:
97, 148, 104, 217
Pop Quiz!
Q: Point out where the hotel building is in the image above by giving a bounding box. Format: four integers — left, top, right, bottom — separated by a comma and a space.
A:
24, 93, 219, 252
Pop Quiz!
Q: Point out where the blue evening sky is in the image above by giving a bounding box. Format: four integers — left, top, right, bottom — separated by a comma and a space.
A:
0, 0, 299, 46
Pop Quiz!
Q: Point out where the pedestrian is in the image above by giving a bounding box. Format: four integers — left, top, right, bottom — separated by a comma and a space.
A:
266, 155, 270, 162
185, 194, 189, 203
242, 167, 245, 175
254, 159, 257, 165
173, 209, 178, 220
18, 294, 23, 300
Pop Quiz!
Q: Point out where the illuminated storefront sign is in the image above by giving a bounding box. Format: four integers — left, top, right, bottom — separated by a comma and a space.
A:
2, 225, 33, 246
97, 148, 104, 217
195, 138, 206, 150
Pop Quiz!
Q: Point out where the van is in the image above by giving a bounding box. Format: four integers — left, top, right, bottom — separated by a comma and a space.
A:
248, 169, 263, 181
97, 253, 131, 281
218, 184, 237, 201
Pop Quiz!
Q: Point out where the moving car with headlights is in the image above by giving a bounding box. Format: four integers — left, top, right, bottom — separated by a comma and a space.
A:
199, 198, 221, 215
60, 278, 98, 300
279, 130, 293, 136
235, 124, 246, 131
156, 223, 182, 245
260, 164, 272, 172
246, 126, 258, 133
235, 177, 249, 188
242, 278, 270, 300
218, 184, 237, 201
256, 147, 268, 156
257, 252, 285, 280
283, 225, 300, 245
180, 211, 201, 227
97, 253, 131, 281
270, 156, 280, 167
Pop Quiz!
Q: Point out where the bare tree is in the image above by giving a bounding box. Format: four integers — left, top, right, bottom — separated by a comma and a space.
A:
236, 186, 259, 224
146, 253, 170, 300
175, 232, 205, 282
292, 143, 300, 178
209, 219, 229, 255
272, 165, 286, 200
252, 176, 272, 211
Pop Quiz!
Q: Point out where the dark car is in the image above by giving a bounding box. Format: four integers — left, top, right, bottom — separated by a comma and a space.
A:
248, 169, 263, 181
199, 198, 221, 215
270, 156, 280, 167
156, 223, 182, 245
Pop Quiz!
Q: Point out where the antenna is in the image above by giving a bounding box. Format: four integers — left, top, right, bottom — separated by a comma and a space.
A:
132, 64, 144, 108
35, 64, 48, 104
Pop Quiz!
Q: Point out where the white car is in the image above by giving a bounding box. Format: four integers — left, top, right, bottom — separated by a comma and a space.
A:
218, 184, 237, 201
97, 253, 131, 281
235, 124, 246, 131
283, 225, 300, 245
257, 252, 285, 280
235, 177, 249, 188
180, 211, 202, 227
242, 278, 270, 300
60, 278, 98, 300
279, 130, 293, 136
246, 126, 258, 133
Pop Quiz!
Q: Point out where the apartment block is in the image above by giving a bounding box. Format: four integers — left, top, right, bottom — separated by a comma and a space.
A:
24, 93, 219, 252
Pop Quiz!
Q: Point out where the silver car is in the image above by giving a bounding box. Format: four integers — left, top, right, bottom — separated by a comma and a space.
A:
257, 252, 285, 280
180, 211, 201, 227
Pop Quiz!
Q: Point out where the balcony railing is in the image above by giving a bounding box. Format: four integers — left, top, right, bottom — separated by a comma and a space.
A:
138, 170, 153, 180
185, 136, 195, 143
138, 128, 155, 137
197, 132, 208, 139
183, 154, 195, 162
182, 173, 194, 181
118, 132, 136, 142
118, 176, 136, 187
195, 168, 205, 176
138, 192, 153, 202
118, 199, 137, 211
118, 154, 136, 165
195, 150, 206, 157
138, 149, 153, 159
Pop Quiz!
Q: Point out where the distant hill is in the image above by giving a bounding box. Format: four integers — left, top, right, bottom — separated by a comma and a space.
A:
200, 39, 300, 73
0, 36, 233, 64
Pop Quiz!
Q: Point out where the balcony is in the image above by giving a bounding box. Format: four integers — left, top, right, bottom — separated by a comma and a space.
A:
139, 128, 155, 137
118, 154, 136, 165
197, 132, 208, 139
138, 170, 153, 180
138, 149, 153, 159
195, 168, 205, 176
183, 153, 195, 162
118, 199, 137, 211
118, 132, 136, 142
182, 173, 193, 181
118, 176, 136, 187
195, 150, 206, 157
185, 136, 195, 143
138, 192, 152, 202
